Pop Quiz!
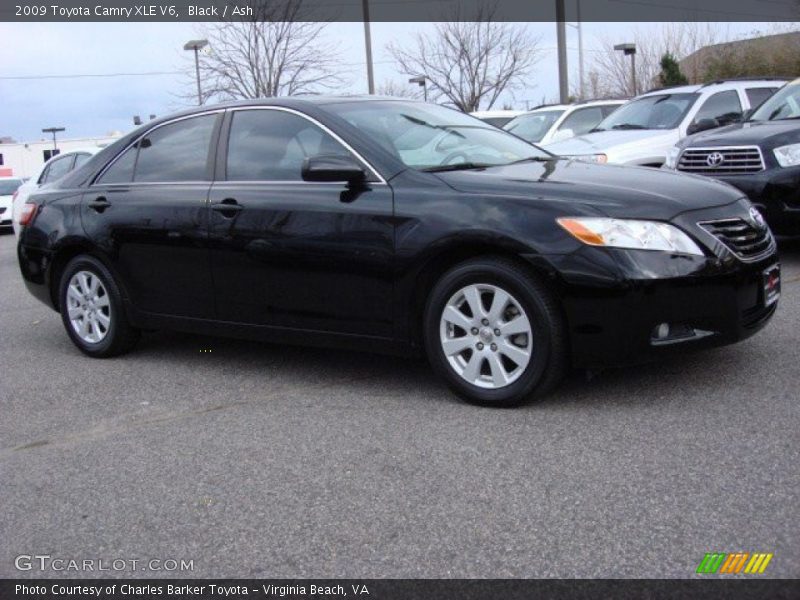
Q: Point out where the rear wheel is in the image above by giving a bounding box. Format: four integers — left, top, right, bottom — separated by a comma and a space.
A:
58, 255, 140, 357
424, 257, 567, 407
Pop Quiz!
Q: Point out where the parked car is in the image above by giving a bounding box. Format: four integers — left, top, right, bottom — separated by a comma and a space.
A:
469, 109, 524, 128
17, 98, 779, 406
664, 78, 800, 235
0, 177, 24, 230
546, 78, 785, 166
503, 100, 625, 146
12, 147, 101, 235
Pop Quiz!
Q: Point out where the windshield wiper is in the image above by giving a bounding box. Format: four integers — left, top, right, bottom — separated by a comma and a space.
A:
506, 155, 559, 165
588, 127, 606, 133
611, 123, 647, 130
422, 162, 494, 173
773, 115, 800, 121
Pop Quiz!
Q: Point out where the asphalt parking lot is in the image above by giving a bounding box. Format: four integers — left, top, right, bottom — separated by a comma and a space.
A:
0, 231, 798, 579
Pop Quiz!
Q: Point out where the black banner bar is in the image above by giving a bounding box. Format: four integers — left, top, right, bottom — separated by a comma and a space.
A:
2, 579, 800, 600
3, 0, 800, 23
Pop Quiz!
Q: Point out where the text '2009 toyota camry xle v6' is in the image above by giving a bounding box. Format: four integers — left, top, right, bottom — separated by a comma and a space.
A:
17, 98, 780, 406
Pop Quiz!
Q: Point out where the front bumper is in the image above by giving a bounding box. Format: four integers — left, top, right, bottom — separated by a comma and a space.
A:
701, 166, 800, 235
532, 202, 779, 370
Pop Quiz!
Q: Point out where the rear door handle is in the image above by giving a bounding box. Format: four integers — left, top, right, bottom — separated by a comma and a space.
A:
211, 198, 243, 217
88, 196, 111, 212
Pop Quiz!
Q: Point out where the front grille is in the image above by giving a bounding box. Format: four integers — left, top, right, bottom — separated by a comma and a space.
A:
677, 146, 764, 174
699, 218, 774, 261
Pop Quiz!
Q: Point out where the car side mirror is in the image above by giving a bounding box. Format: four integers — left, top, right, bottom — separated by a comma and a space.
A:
550, 128, 574, 143
302, 155, 367, 185
687, 117, 719, 135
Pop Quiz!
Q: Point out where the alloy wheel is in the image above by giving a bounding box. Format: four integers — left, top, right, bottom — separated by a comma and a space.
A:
66, 270, 111, 344
439, 283, 533, 389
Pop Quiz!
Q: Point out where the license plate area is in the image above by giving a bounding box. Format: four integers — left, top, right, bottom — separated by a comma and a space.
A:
763, 264, 781, 307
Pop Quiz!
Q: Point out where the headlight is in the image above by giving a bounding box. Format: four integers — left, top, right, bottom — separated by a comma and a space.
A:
664, 146, 680, 169
563, 153, 607, 164
557, 217, 704, 256
773, 143, 800, 167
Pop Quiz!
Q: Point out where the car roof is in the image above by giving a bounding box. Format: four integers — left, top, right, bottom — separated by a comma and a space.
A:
470, 109, 525, 117
0, 176, 24, 180
526, 99, 626, 113
640, 79, 787, 98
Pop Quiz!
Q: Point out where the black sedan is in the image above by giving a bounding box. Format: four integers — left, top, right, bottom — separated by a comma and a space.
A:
17, 98, 780, 406
666, 77, 800, 234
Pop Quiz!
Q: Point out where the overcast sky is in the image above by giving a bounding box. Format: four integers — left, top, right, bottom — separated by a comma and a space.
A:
0, 21, 773, 142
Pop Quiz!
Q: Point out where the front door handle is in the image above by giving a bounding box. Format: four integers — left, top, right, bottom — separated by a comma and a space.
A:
88, 196, 111, 212
211, 198, 243, 218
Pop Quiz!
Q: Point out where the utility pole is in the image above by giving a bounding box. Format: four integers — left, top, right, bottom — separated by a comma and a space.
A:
556, 0, 569, 103
566, 1, 585, 100
362, 0, 375, 94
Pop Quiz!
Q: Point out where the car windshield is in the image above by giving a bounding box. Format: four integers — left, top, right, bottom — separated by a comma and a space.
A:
749, 79, 800, 121
592, 93, 698, 131
325, 101, 551, 171
0, 179, 23, 195
504, 110, 565, 142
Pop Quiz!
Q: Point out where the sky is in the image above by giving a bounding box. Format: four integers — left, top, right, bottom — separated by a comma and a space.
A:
0, 20, 777, 142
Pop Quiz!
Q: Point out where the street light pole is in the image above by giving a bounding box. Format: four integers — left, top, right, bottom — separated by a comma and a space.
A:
614, 43, 637, 96
409, 76, 427, 101
183, 39, 209, 105
42, 127, 65, 154
362, 0, 375, 94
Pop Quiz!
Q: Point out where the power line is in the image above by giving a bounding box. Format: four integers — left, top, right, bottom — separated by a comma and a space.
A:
0, 70, 184, 80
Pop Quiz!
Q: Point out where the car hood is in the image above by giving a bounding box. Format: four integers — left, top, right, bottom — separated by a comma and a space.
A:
683, 120, 800, 147
543, 129, 674, 155
434, 159, 742, 220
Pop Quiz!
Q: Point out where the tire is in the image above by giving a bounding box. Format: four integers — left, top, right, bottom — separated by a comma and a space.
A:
58, 255, 140, 358
423, 256, 567, 407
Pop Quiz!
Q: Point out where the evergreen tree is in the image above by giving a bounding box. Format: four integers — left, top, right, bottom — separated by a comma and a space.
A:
659, 53, 689, 87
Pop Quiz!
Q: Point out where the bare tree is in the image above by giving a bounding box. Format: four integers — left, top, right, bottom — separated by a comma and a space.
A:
375, 79, 421, 99
191, 0, 346, 103
588, 23, 726, 96
387, 3, 542, 112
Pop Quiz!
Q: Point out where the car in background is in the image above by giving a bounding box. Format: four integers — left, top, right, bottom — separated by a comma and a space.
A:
469, 109, 524, 128
503, 99, 626, 146
0, 177, 24, 231
545, 78, 784, 167
12, 148, 100, 235
664, 78, 800, 234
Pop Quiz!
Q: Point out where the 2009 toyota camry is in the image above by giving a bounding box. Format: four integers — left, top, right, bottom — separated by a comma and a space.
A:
17, 98, 780, 406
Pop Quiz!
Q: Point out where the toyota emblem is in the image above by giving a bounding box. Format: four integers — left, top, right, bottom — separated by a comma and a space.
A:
706, 152, 725, 167
749, 206, 766, 229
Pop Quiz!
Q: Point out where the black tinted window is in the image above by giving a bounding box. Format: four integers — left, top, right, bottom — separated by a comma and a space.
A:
97, 146, 136, 184
227, 110, 351, 181
746, 87, 776, 109
695, 90, 742, 125
134, 115, 216, 182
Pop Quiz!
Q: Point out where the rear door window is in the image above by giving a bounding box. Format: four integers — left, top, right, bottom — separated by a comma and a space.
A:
40, 155, 75, 184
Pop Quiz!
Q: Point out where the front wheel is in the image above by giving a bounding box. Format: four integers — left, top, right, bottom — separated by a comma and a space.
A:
58, 255, 140, 357
423, 257, 567, 407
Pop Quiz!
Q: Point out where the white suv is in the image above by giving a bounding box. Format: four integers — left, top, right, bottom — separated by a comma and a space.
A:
503, 99, 626, 146
545, 79, 785, 167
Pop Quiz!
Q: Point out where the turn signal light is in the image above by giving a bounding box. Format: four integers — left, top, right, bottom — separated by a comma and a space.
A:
18, 202, 38, 227
556, 218, 605, 246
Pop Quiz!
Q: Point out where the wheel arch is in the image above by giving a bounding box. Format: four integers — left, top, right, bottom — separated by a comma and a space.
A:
403, 238, 564, 347
48, 242, 130, 313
